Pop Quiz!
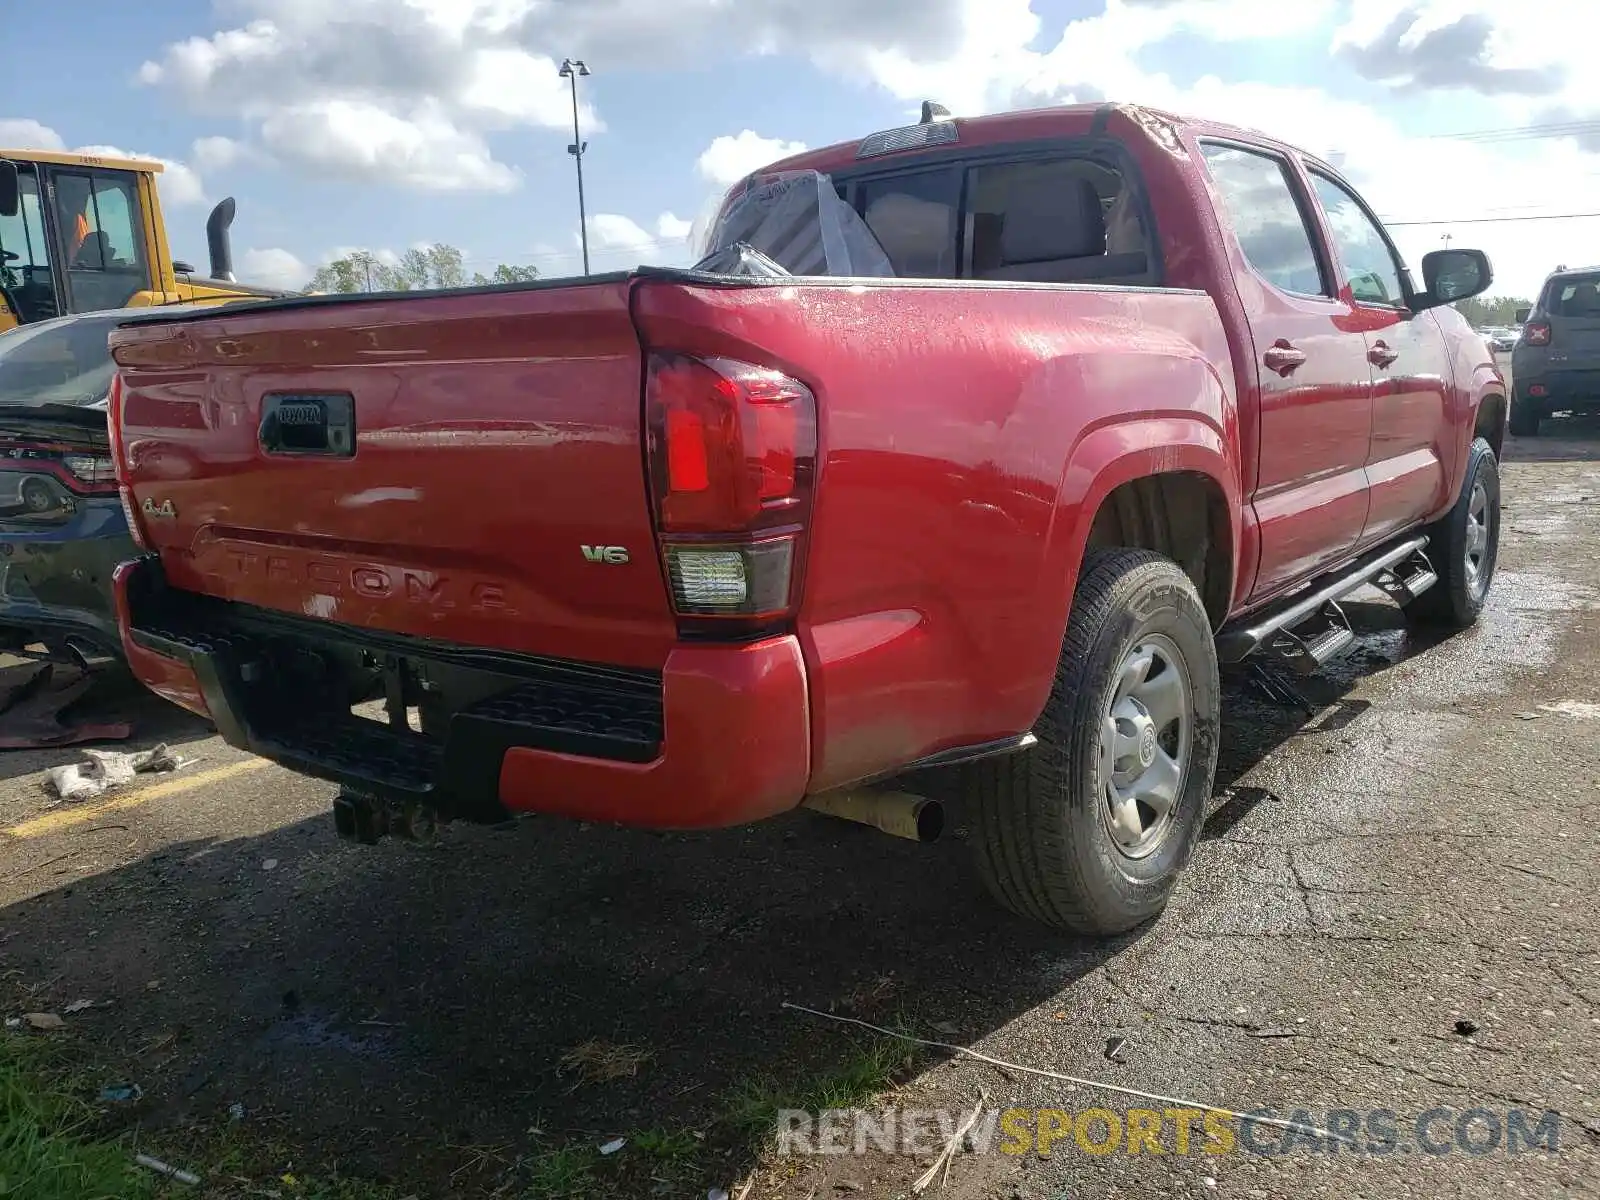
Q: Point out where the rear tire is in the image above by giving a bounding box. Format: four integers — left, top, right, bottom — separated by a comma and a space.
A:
1509, 396, 1542, 437
1406, 437, 1500, 629
969, 550, 1220, 935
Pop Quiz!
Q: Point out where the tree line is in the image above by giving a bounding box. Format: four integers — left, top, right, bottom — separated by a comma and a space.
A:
306, 244, 539, 293
1454, 295, 1533, 327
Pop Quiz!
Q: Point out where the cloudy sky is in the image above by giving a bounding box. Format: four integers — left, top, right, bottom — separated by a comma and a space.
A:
6, 0, 1598, 297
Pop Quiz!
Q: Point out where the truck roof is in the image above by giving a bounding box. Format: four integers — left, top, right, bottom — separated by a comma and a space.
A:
0, 148, 165, 174
762, 101, 1337, 179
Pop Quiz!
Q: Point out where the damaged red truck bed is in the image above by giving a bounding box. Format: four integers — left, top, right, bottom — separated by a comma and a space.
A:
106, 102, 1507, 934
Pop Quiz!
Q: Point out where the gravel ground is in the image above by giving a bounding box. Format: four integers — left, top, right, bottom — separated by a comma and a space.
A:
0, 411, 1594, 1199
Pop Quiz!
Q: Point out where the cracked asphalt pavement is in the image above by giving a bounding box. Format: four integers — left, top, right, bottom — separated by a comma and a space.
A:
0, 416, 1595, 1199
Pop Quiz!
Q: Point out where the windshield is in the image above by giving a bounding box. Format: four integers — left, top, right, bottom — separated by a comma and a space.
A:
0, 312, 123, 407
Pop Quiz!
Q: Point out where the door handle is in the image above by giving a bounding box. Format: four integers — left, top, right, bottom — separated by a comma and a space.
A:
1368, 341, 1399, 369
1263, 340, 1307, 377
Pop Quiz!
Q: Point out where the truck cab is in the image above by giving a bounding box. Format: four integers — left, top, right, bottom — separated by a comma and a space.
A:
0, 150, 290, 333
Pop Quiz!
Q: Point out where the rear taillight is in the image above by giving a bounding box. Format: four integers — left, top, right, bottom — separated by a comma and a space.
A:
61, 454, 117, 488
107, 372, 150, 550
645, 352, 816, 626
1524, 321, 1551, 347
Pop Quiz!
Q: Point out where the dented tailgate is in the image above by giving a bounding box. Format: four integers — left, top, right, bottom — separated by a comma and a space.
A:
108, 282, 678, 670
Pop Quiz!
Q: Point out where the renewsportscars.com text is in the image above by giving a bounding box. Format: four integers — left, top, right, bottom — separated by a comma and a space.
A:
775, 1106, 1563, 1158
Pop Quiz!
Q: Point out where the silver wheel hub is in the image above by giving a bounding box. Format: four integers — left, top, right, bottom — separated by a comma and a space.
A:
1464, 479, 1491, 593
1099, 636, 1192, 861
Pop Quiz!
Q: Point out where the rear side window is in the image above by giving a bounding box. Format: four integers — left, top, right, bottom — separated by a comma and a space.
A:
854, 170, 959, 277
850, 152, 1156, 285
966, 156, 1153, 285
1199, 144, 1325, 297
1545, 273, 1600, 317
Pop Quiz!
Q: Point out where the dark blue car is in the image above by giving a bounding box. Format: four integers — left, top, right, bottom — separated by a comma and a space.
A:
0, 309, 149, 668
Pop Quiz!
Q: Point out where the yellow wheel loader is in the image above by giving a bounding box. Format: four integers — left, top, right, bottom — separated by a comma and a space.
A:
0, 149, 293, 333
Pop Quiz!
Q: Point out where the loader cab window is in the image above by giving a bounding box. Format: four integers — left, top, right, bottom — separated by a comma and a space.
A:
0, 166, 62, 324
51, 169, 149, 312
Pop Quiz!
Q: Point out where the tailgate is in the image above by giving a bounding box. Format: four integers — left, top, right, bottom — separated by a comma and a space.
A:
108, 282, 677, 669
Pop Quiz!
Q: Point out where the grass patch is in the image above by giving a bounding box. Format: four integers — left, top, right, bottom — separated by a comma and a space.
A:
0, 1032, 157, 1200
721, 1029, 918, 1146
516, 1145, 598, 1199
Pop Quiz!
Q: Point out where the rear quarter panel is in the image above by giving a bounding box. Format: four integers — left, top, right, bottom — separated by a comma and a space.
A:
634, 279, 1238, 792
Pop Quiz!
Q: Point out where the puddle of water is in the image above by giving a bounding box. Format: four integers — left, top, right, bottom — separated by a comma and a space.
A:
1539, 700, 1600, 719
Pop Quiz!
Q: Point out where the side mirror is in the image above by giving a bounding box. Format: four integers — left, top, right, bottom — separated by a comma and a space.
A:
0, 161, 18, 219
1515, 307, 1531, 324
1416, 248, 1492, 310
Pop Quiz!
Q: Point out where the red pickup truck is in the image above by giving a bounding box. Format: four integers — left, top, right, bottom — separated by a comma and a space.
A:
106, 103, 1506, 935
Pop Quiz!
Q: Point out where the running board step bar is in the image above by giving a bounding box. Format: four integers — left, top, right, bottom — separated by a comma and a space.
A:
1217, 535, 1430, 666
1263, 600, 1355, 675
1372, 548, 1439, 606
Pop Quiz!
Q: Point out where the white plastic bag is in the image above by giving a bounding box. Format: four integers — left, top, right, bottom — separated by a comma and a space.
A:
697, 170, 895, 279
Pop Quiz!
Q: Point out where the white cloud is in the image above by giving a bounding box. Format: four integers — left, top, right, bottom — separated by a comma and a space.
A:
191, 136, 250, 172
240, 246, 310, 289
587, 214, 656, 253
696, 130, 809, 186
0, 118, 66, 150
656, 212, 692, 239
257, 100, 517, 191
137, 1, 595, 192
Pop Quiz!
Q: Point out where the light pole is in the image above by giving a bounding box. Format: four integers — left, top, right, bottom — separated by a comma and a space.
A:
560, 58, 591, 276
1441, 233, 1454, 251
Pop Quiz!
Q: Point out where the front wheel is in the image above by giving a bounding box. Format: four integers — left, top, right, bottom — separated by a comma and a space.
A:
1406, 437, 1501, 628
968, 550, 1220, 935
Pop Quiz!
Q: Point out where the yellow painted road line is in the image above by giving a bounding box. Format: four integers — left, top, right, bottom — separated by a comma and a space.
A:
4, 758, 272, 840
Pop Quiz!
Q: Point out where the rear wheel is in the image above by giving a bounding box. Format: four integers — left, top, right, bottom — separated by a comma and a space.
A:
969, 550, 1220, 934
1406, 437, 1500, 628
1509, 396, 1542, 437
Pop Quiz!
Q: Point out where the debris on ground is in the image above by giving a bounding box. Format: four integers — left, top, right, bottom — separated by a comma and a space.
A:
598, 1137, 627, 1155
783, 1002, 1354, 1144
63, 998, 96, 1014
228, 1101, 247, 1121
262, 859, 279, 871
23, 1012, 65, 1030
1104, 1036, 1128, 1062
100, 1084, 143, 1103
0, 662, 132, 749
912, 1089, 988, 1194
46, 742, 188, 801
1454, 1019, 1480, 1036
559, 1039, 653, 1084
134, 1154, 201, 1186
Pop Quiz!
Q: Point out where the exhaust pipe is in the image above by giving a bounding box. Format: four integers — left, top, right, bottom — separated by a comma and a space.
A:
802, 789, 944, 843
64, 637, 118, 672
206, 197, 237, 281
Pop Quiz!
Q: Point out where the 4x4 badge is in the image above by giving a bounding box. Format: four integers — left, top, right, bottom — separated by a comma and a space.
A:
142, 497, 177, 519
